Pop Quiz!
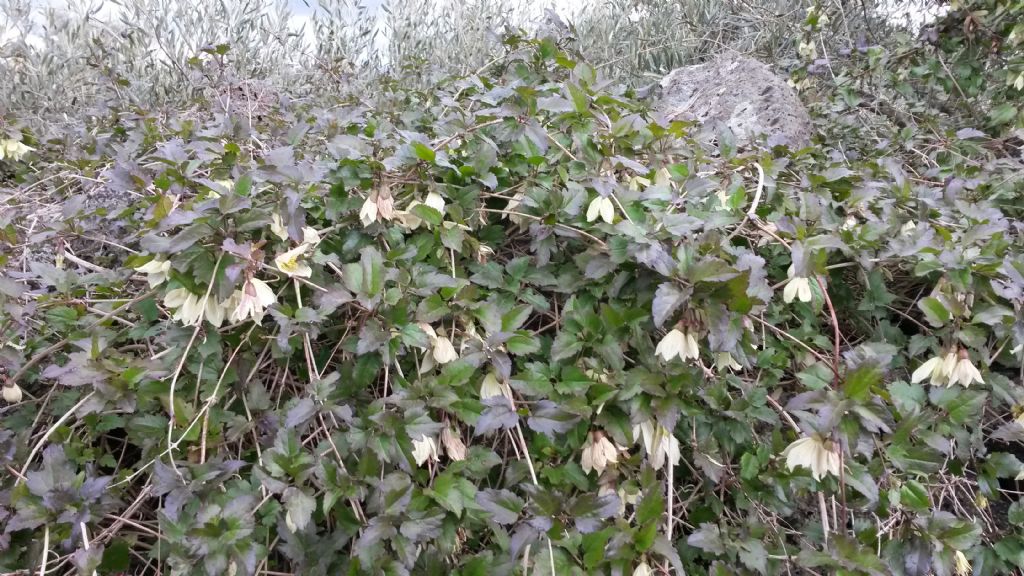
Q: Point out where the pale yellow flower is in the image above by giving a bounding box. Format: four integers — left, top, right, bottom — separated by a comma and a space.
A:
165, 289, 202, 326
432, 336, 458, 364
480, 373, 512, 401
360, 195, 378, 227
633, 562, 652, 576
783, 276, 812, 303
586, 196, 615, 224
655, 329, 685, 362
229, 278, 276, 323
951, 352, 984, 387
0, 139, 33, 162
424, 192, 445, 214
202, 295, 227, 327
911, 354, 947, 385
954, 550, 970, 576
798, 40, 817, 60
411, 435, 439, 467
581, 431, 619, 475
2, 382, 23, 403
633, 420, 680, 471
302, 226, 321, 246
270, 213, 289, 241
782, 435, 840, 481
655, 328, 699, 362
135, 258, 172, 287
275, 244, 312, 278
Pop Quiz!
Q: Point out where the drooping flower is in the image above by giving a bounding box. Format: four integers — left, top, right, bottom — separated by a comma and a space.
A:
270, 213, 290, 241
633, 562, 653, 576
0, 139, 34, 162
135, 258, 172, 287
634, 420, 681, 471
951, 350, 984, 387
165, 288, 202, 326
954, 550, 971, 576
230, 278, 276, 323
376, 189, 395, 220
655, 328, 700, 362
302, 226, 321, 246
424, 192, 446, 214
359, 194, 378, 227
781, 435, 840, 481
411, 435, 439, 467
275, 244, 312, 278
440, 426, 467, 461
581, 431, 619, 475
911, 354, 947, 385
2, 381, 23, 403
586, 196, 615, 224
203, 295, 227, 327
432, 336, 458, 364
783, 276, 813, 303
715, 351, 742, 372
480, 373, 512, 401
656, 329, 685, 361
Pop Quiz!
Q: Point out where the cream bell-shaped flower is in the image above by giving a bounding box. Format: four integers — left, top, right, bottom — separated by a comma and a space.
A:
302, 226, 321, 246
424, 192, 446, 214
783, 276, 813, 303
0, 139, 34, 162
480, 373, 512, 401
681, 330, 700, 361
275, 244, 312, 278
715, 351, 742, 372
911, 354, 946, 385
951, 350, 984, 387
230, 278, 276, 323
202, 295, 227, 327
656, 329, 687, 362
166, 290, 202, 326
432, 336, 458, 364
270, 213, 289, 241
632, 562, 653, 576
135, 258, 172, 287
2, 382, 23, 403
411, 435, 439, 467
586, 196, 615, 224
581, 431, 619, 475
782, 435, 840, 481
954, 550, 971, 576
634, 420, 681, 471
359, 194, 378, 227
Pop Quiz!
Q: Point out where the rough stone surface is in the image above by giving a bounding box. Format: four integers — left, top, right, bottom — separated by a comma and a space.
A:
655, 54, 813, 148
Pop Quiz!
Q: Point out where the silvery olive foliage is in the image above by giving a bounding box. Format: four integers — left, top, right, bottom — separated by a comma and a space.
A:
2, 1, 1024, 575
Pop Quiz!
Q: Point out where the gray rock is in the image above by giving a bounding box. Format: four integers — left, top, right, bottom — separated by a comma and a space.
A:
654, 54, 813, 148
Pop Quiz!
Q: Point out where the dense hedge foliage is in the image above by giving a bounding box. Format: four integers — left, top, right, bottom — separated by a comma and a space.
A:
2, 2, 1024, 575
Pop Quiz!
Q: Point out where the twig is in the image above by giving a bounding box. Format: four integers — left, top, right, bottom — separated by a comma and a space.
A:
167, 254, 223, 480
477, 207, 608, 249
16, 391, 96, 484
10, 289, 159, 385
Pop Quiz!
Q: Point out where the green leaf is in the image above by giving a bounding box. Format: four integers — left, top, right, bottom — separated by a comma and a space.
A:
411, 141, 436, 162
411, 203, 443, 226
899, 479, 930, 511
918, 296, 951, 327
844, 364, 881, 402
